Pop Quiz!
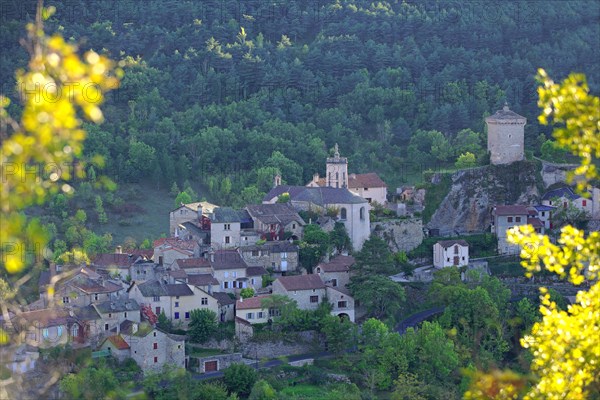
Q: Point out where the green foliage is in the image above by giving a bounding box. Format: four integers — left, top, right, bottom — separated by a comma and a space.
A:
240, 287, 255, 299
248, 379, 277, 400
188, 308, 218, 343
353, 235, 395, 275
223, 363, 258, 397
349, 275, 405, 319
329, 222, 352, 253
170, 182, 180, 197
299, 224, 330, 273
421, 174, 452, 224
174, 191, 192, 208
540, 139, 569, 163
321, 314, 356, 354
60, 365, 125, 400
157, 310, 172, 332
455, 152, 478, 169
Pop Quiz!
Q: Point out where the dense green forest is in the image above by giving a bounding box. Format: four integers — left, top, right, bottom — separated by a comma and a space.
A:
2, 0, 599, 204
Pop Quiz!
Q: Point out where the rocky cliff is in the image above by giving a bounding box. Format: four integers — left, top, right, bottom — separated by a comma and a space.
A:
372, 217, 424, 252
538, 159, 578, 187
427, 161, 543, 235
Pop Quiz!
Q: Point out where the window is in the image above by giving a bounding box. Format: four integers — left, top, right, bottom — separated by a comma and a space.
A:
108, 313, 112, 318
462, 256, 465, 260
175, 302, 179, 308
62, 296, 69, 304
360, 207, 365, 220
447, 258, 450, 262
201, 297, 208, 305
185, 312, 190, 319
292, 223, 296, 229
331, 279, 337, 287
515, 217, 521, 222
564, 202, 567, 208
72, 325, 79, 337
232, 271, 237, 278
340, 207, 347, 220
153, 296, 160, 302
155, 307, 161, 315
124, 312, 127, 318
174, 312, 180, 319
225, 236, 230, 244
42, 328, 49, 338
178, 345, 182, 349
454, 245, 459, 254
224, 271, 229, 278
507, 217, 513, 222
224, 223, 231, 230
153, 332, 157, 337
364, 187, 368, 191
94, 294, 99, 301
224, 282, 229, 289
252, 250, 259, 257
246, 313, 254, 320
257, 312, 264, 319
583, 200, 587, 207
104, 324, 109, 331
153, 342, 158, 349
176, 296, 180, 300
251, 278, 255, 285
269, 308, 281, 317
338, 301, 347, 308
282, 252, 287, 259
542, 211, 545, 217
310, 296, 319, 303
154, 357, 158, 363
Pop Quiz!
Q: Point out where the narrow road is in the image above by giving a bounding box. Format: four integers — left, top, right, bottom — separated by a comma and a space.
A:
395, 307, 445, 334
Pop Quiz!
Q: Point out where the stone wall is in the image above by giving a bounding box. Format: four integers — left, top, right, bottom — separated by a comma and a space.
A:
241, 331, 323, 359
371, 217, 424, 252
190, 353, 243, 373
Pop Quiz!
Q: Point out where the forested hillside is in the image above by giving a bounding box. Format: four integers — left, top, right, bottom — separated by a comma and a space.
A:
2, 0, 599, 204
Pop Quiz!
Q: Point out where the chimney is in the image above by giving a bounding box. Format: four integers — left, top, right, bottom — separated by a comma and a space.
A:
210, 251, 215, 263
116, 246, 122, 254
274, 174, 282, 188
116, 323, 120, 335
207, 284, 212, 295
132, 323, 138, 334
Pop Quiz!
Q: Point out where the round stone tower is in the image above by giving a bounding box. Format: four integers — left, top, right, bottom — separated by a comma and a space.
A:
486, 103, 526, 165
326, 143, 348, 188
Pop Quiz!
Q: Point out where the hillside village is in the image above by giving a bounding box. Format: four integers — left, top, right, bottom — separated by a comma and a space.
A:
3, 101, 598, 390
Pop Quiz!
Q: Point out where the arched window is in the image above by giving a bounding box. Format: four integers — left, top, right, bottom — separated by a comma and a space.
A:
72, 324, 79, 337
454, 245, 459, 254
340, 208, 347, 220
360, 207, 365, 220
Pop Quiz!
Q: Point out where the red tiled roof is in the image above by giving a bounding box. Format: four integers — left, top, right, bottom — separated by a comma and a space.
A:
348, 173, 387, 188
187, 274, 219, 286
317, 255, 355, 273
493, 205, 529, 216
528, 217, 544, 229
276, 274, 325, 291
211, 250, 248, 270
153, 237, 197, 252
169, 269, 188, 279
14, 308, 69, 328
107, 334, 130, 350
92, 253, 132, 268
236, 295, 271, 310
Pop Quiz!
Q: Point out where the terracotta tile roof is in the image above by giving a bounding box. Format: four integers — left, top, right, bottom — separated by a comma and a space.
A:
169, 269, 188, 279
14, 308, 69, 328
106, 334, 130, 350
528, 217, 544, 229
211, 250, 248, 270
493, 205, 530, 216
174, 258, 210, 269
276, 274, 325, 291
187, 274, 219, 286
436, 240, 469, 248
153, 237, 197, 252
348, 173, 387, 188
171, 201, 218, 214
317, 255, 355, 273
236, 295, 271, 310
92, 253, 135, 268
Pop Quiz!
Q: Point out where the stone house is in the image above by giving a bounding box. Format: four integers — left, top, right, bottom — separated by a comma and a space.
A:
173, 258, 212, 274
486, 103, 526, 165
542, 186, 600, 219
314, 255, 354, 289
326, 286, 355, 322
153, 238, 199, 268
210, 250, 265, 293
245, 203, 305, 241
12, 309, 70, 349
210, 208, 252, 250
491, 205, 530, 254
532, 204, 557, 230
71, 304, 103, 345
105, 320, 186, 373
169, 201, 217, 237
127, 280, 219, 327
51, 268, 124, 309
272, 275, 327, 311
92, 248, 153, 280
130, 260, 161, 282
235, 295, 273, 325
239, 241, 300, 275
93, 299, 140, 334
263, 186, 370, 251
348, 173, 388, 205
99, 334, 131, 362
433, 240, 469, 268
